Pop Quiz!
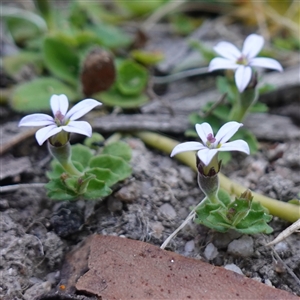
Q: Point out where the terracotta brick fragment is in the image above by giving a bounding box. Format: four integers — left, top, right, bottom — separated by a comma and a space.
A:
63, 235, 299, 300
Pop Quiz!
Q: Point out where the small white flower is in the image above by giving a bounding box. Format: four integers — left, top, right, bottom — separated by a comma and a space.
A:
19, 94, 101, 145
208, 34, 283, 92
171, 121, 250, 166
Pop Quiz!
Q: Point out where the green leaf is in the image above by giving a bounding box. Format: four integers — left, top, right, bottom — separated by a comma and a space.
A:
89, 154, 132, 181
250, 101, 269, 113
131, 50, 164, 66
210, 104, 231, 121
218, 151, 232, 166
258, 83, 276, 95
216, 76, 237, 104
116, 60, 148, 96
77, 1, 125, 24
88, 23, 132, 49
96, 86, 148, 108
217, 189, 232, 206
33, 0, 54, 29
116, 0, 167, 16
169, 14, 202, 36
87, 168, 120, 187
84, 178, 112, 199
10, 77, 77, 112
101, 141, 132, 162
187, 112, 222, 135
43, 36, 80, 86
45, 178, 78, 200
288, 199, 300, 205
234, 128, 259, 154
4, 15, 42, 44
47, 161, 84, 179
189, 39, 215, 62
3, 52, 44, 79
84, 133, 105, 150
71, 144, 94, 169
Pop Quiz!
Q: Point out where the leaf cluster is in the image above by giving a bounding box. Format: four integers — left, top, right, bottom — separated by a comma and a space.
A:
46, 141, 132, 201
2, 1, 166, 112
195, 189, 273, 234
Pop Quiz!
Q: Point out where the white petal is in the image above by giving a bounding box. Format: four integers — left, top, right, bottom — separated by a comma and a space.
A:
61, 121, 92, 137
195, 123, 213, 144
215, 121, 243, 144
213, 41, 241, 60
249, 57, 283, 71
35, 125, 62, 145
208, 58, 239, 72
50, 94, 69, 116
242, 34, 264, 59
197, 148, 218, 166
235, 66, 252, 92
19, 113, 54, 127
65, 99, 102, 121
170, 142, 205, 157
218, 140, 250, 155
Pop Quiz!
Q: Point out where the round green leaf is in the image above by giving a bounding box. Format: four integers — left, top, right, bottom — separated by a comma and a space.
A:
3, 52, 44, 79
71, 144, 94, 169
97, 87, 148, 108
116, 60, 148, 96
89, 154, 131, 181
10, 77, 77, 112
43, 36, 80, 86
87, 168, 120, 187
102, 141, 132, 162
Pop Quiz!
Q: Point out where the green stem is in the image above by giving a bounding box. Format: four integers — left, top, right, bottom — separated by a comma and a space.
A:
48, 142, 82, 177
135, 131, 300, 223
231, 87, 259, 122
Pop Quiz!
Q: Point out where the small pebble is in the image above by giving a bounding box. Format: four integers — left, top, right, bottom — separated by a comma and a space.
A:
115, 181, 140, 203
213, 230, 242, 249
184, 240, 195, 255
224, 263, 244, 275
227, 235, 254, 257
150, 221, 164, 239
0, 199, 9, 210
178, 166, 195, 184
204, 243, 219, 261
274, 241, 289, 255
159, 203, 177, 219
252, 276, 262, 283
264, 279, 273, 287
107, 197, 123, 212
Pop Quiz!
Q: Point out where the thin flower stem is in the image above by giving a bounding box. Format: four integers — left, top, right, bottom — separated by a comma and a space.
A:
160, 197, 207, 249
135, 131, 300, 223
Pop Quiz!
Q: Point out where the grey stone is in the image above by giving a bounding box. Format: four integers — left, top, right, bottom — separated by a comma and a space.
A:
227, 235, 254, 257
204, 243, 219, 261
159, 203, 177, 220
224, 263, 244, 275
184, 240, 195, 256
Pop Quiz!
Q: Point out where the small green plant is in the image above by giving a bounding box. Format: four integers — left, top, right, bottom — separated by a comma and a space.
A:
170, 121, 272, 234
19, 94, 132, 201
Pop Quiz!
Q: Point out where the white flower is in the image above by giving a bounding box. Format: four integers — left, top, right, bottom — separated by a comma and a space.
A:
18, 94, 101, 145
171, 121, 250, 166
208, 34, 283, 92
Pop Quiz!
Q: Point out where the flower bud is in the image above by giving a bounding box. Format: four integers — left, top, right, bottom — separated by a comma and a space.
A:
196, 155, 222, 203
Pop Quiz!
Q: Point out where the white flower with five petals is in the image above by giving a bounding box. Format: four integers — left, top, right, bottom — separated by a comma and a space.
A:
18, 94, 101, 145
171, 121, 250, 166
208, 34, 283, 92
